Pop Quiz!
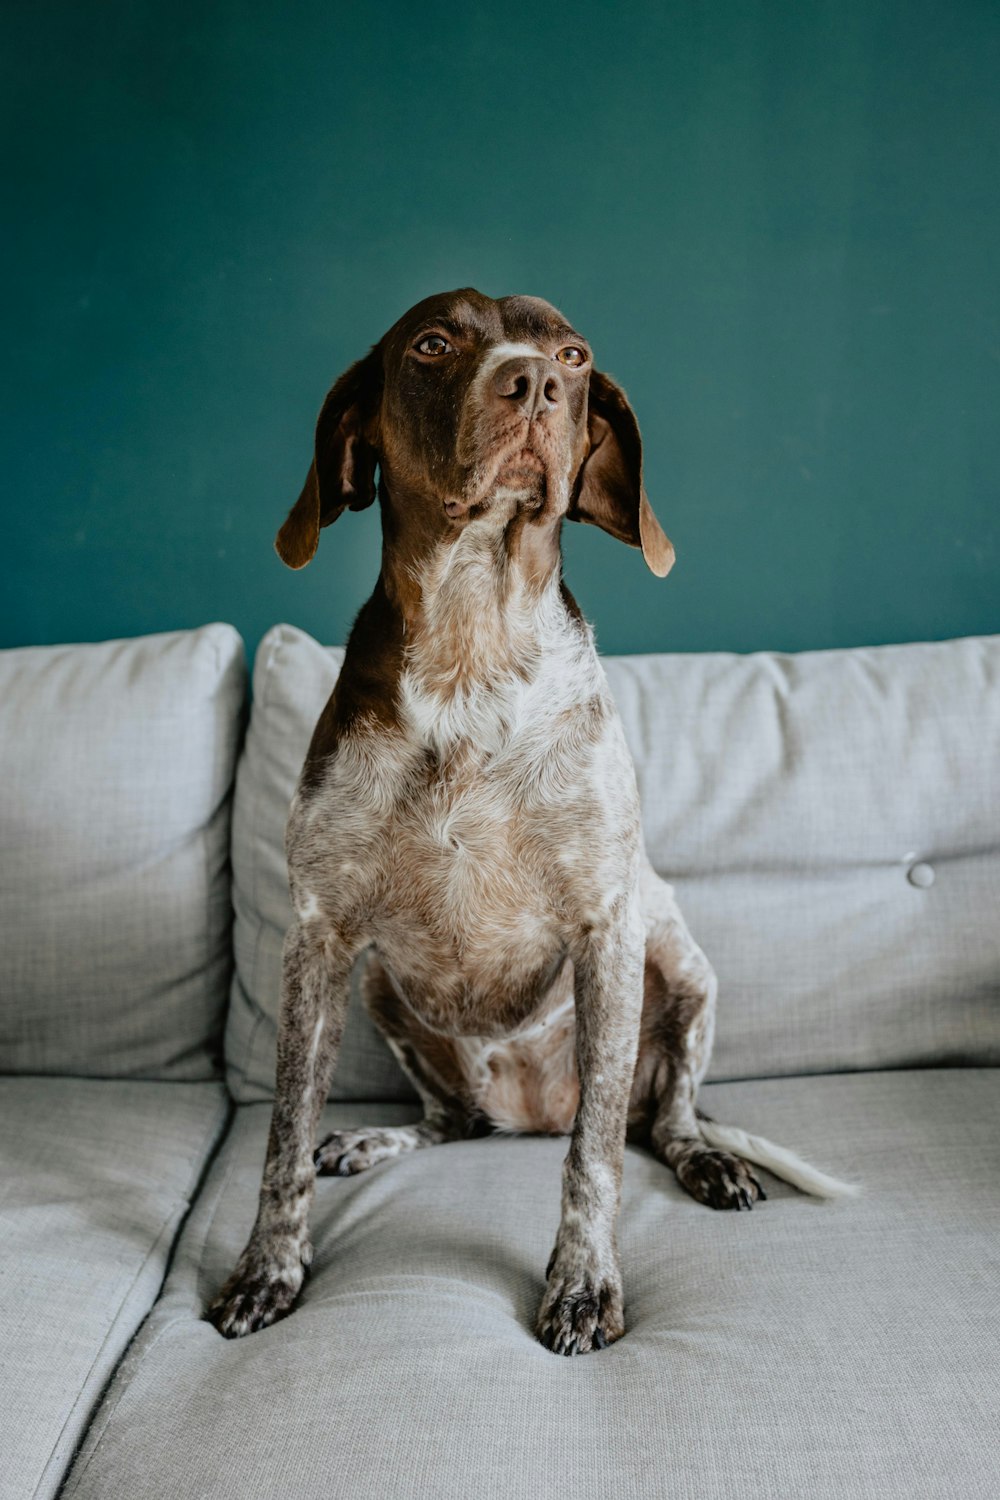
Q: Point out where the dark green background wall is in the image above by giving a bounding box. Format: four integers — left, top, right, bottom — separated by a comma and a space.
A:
4, 0, 998, 657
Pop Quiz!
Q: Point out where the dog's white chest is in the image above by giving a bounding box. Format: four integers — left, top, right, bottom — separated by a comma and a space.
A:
398, 669, 530, 765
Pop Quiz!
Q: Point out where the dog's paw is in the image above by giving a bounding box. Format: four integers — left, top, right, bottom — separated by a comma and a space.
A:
675, 1146, 765, 1210
535, 1266, 625, 1356
314, 1126, 411, 1176
205, 1246, 307, 1338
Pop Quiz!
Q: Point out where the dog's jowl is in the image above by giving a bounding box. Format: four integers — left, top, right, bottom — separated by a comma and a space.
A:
207, 289, 856, 1355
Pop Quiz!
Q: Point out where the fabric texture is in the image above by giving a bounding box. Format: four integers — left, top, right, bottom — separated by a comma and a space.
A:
0, 1076, 229, 1500
601, 638, 1000, 1079
225, 625, 1000, 1102
0, 625, 247, 1079
62, 1069, 1000, 1500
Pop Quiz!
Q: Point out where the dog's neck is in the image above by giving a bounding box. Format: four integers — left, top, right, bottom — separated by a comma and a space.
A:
379, 482, 569, 691
354, 480, 595, 761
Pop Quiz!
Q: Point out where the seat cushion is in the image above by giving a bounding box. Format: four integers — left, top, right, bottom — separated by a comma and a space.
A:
62, 1069, 999, 1500
225, 625, 1000, 1103
0, 624, 247, 1079
0, 1076, 229, 1500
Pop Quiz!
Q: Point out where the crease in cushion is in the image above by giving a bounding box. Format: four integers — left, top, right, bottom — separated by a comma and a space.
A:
60, 1071, 1000, 1500
0, 1076, 230, 1500
225, 626, 1000, 1103
0, 624, 247, 1080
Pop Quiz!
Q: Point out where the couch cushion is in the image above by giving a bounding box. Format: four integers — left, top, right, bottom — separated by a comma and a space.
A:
61, 1070, 1000, 1500
0, 1076, 229, 1500
604, 636, 1000, 1079
0, 625, 246, 1079
225, 625, 999, 1102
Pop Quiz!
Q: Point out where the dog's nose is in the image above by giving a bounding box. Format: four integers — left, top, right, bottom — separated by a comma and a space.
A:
491, 357, 562, 419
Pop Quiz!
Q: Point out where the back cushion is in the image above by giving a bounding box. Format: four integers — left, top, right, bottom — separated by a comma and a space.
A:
225, 625, 1000, 1103
603, 639, 1000, 1079
0, 625, 246, 1080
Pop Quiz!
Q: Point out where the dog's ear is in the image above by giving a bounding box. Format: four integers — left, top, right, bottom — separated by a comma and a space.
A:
275, 347, 383, 569
567, 369, 675, 577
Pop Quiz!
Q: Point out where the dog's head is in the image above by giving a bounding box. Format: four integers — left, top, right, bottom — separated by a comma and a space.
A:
276, 288, 674, 577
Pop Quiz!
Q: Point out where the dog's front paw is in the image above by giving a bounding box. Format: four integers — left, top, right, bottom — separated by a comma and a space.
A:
675, 1146, 765, 1210
206, 1244, 307, 1338
315, 1126, 410, 1176
535, 1262, 625, 1356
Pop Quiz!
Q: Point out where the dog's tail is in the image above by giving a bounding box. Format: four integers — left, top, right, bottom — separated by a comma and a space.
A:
696, 1109, 861, 1201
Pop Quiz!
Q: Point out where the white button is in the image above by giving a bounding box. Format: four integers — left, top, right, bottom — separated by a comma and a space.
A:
907, 862, 935, 889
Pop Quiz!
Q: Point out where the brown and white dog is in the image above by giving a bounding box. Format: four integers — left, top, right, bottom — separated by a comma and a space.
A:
208, 288, 856, 1355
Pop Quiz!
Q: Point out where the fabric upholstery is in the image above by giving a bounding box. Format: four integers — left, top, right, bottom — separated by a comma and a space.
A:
0, 625, 247, 1080
602, 639, 1000, 1080
0, 1076, 229, 1500
224, 625, 1000, 1102
61, 1070, 1000, 1500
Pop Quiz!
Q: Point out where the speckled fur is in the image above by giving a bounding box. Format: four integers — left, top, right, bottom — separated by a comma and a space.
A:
207, 290, 800, 1352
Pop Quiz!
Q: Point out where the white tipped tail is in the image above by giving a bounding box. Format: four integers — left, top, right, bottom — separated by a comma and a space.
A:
698, 1117, 862, 1201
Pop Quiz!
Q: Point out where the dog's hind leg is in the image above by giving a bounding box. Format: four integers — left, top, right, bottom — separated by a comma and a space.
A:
629, 860, 766, 1210
315, 952, 491, 1176
631, 859, 860, 1204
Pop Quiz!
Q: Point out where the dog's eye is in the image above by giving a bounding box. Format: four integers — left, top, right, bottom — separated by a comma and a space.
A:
415, 335, 453, 357
555, 346, 587, 367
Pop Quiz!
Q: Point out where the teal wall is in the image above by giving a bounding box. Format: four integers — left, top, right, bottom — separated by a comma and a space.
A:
4, 1, 998, 657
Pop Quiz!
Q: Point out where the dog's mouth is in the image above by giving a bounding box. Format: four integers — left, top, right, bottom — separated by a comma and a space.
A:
482, 440, 548, 498
445, 436, 561, 522
497, 447, 546, 478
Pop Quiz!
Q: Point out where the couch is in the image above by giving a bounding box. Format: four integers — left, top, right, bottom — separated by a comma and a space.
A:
1, 621, 997, 1500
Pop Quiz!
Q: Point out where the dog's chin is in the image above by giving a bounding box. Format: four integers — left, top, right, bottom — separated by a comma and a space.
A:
486, 475, 547, 523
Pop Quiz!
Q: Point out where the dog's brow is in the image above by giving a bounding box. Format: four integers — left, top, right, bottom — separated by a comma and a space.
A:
414, 314, 484, 341
518, 319, 588, 348
552, 325, 588, 346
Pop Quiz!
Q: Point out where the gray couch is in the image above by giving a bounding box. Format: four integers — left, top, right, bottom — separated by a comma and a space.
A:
2, 622, 997, 1500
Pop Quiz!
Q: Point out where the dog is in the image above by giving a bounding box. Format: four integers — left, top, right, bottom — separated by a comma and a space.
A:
208, 288, 857, 1355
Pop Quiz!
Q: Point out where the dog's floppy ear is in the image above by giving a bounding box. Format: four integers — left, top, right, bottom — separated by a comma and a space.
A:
275, 347, 383, 569
567, 369, 675, 577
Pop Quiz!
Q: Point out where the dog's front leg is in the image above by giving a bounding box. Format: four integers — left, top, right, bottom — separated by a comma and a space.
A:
536, 899, 645, 1356
207, 920, 358, 1338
